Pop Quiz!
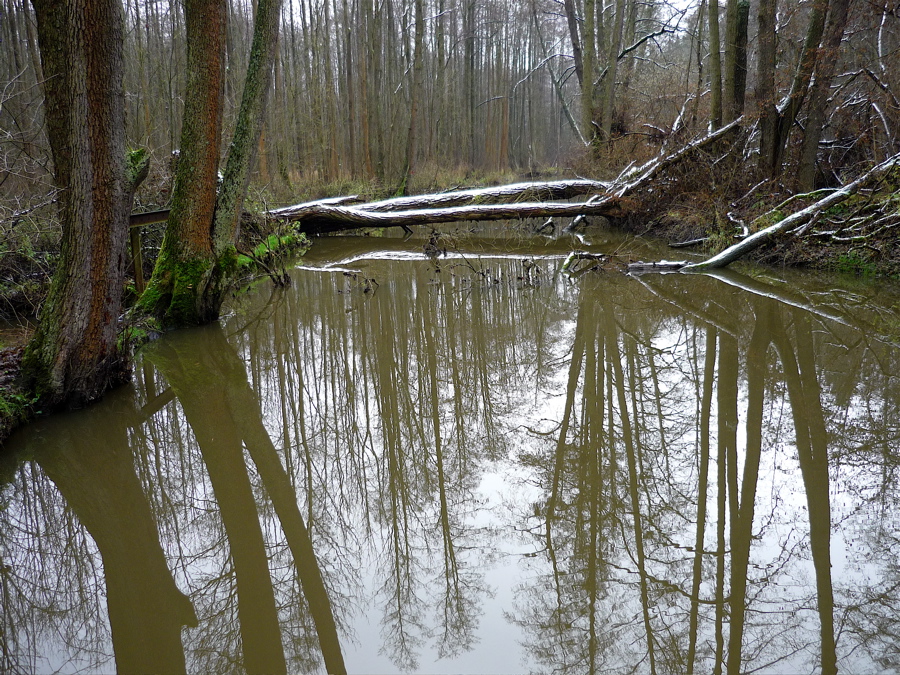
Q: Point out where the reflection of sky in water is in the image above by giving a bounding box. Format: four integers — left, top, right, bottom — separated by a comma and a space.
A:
3, 232, 900, 674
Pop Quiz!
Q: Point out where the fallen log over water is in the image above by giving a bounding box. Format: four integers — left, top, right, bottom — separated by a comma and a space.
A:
272, 197, 628, 234
269, 180, 612, 221
267, 119, 743, 234
358, 180, 612, 212
269, 116, 892, 275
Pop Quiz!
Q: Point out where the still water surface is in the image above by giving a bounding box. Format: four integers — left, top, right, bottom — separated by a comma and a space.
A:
3, 226, 900, 674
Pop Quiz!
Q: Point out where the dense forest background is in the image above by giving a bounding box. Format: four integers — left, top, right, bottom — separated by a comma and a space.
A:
2, 0, 897, 209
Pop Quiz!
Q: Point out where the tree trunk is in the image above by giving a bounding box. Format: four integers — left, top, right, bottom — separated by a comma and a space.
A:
770, 0, 830, 173
708, 0, 723, 129
722, 0, 748, 121
756, 0, 777, 174
797, 0, 854, 190
464, 0, 477, 166
140, 0, 228, 327
582, 0, 596, 145
532, 6, 586, 145
213, 0, 283, 253
24, 0, 145, 406
401, 0, 425, 194
562, 0, 584, 89
601, 0, 626, 141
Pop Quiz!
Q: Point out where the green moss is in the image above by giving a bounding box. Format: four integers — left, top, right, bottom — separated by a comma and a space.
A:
137, 246, 214, 327
127, 147, 148, 178
135, 279, 167, 316
0, 391, 38, 441
832, 251, 877, 278
117, 315, 161, 352
19, 331, 52, 403
251, 232, 307, 259
166, 257, 211, 326
126, 147, 151, 192
752, 209, 785, 232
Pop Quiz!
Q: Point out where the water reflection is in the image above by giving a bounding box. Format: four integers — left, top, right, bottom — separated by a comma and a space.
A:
2, 232, 900, 674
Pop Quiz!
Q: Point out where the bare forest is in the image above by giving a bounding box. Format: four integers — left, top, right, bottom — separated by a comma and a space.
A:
0, 0, 895, 200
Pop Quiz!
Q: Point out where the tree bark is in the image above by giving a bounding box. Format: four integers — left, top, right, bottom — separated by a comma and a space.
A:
140, 0, 229, 327
24, 0, 144, 406
708, 0, 723, 129
213, 0, 283, 253
722, 0, 748, 121
756, 0, 777, 174
797, 0, 854, 190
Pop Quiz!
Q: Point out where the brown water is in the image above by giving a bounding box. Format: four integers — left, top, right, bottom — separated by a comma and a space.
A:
3, 225, 900, 674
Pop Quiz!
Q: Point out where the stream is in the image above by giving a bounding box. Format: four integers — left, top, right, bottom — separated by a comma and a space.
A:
3, 223, 900, 674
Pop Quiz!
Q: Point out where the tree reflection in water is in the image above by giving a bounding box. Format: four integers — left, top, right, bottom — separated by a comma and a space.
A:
2, 237, 900, 674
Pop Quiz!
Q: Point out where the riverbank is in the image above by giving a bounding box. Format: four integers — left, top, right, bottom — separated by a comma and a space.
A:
613, 153, 900, 279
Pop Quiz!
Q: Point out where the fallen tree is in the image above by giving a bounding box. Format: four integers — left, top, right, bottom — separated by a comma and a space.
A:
269, 180, 612, 220
270, 198, 628, 233
268, 119, 743, 233
683, 152, 900, 271
270, 122, 897, 276
622, 151, 900, 274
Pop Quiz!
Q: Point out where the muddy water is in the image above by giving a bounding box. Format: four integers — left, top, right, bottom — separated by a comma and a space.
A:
3, 226, 900, 674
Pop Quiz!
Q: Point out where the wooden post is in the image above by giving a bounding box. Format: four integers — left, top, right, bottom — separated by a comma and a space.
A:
130, 225, 145, 294
127, 210, 169, 294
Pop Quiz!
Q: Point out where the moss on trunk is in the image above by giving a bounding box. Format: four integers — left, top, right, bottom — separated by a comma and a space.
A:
139, 246, 239, 327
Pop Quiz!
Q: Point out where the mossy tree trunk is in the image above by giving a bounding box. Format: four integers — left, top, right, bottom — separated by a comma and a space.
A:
140, 0, 229, 327
141, 0, 284, 328
213, 0, 283, 250
23, 0, 147, 407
